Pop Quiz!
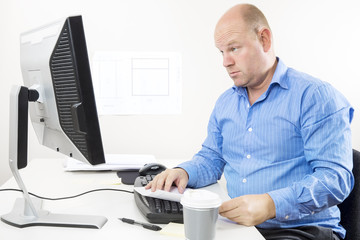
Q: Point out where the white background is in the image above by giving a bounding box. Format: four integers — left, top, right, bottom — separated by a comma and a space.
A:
0, 0, 359, 185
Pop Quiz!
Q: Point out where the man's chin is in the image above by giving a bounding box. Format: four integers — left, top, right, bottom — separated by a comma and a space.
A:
233, 80, 246, 88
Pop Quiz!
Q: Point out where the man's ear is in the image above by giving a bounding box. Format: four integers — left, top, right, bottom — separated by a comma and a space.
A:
258, 27, 272, 52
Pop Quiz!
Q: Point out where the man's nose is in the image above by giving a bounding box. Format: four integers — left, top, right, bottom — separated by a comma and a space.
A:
223, 53, 234, 67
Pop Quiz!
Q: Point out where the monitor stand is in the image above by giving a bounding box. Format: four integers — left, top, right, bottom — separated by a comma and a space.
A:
1, 86, 107, 229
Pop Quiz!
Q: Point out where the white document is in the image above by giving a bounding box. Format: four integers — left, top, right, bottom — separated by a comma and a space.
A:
134, 182, 231, 203
134, 186, 188, 202
64, 154, 156, 171
92, 51, 182, 115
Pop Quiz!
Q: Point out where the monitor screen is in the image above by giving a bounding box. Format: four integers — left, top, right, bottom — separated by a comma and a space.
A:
20, 15, 105, 166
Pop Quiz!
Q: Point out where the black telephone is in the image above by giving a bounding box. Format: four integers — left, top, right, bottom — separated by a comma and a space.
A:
117, 163, 166, 185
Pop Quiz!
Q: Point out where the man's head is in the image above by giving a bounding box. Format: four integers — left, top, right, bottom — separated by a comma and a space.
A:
214, 4, 276, 90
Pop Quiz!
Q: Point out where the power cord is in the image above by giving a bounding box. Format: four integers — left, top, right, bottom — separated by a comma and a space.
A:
0, 188, 134, 201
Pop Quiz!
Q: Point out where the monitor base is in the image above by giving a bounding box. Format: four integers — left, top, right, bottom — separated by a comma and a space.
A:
1, 197, 107, 229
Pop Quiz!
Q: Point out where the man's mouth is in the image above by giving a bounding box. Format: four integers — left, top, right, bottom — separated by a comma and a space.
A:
229, 71, 240, 77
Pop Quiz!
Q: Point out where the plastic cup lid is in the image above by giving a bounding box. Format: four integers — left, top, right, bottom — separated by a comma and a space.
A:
180, 189, 222, 209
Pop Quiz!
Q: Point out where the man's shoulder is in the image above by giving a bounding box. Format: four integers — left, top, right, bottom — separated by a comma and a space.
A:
285, 67, 326, 90
285, 67, 350, 110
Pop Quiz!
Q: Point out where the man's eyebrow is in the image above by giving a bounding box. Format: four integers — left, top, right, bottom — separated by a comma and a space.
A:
227, 37, 242, 46
215, 37, 241, 50
226, 40, 241, 49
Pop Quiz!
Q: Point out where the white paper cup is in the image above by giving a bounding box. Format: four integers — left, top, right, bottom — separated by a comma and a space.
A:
180, 189, 222, 240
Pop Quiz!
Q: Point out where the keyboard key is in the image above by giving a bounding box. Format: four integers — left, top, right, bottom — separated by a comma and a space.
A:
178, 203, 183, 213
171, 201, 178, 213
164, 200, 171, 213
141, 179, 148, 186
146, 175, 152, 182
154, 199, 162, 213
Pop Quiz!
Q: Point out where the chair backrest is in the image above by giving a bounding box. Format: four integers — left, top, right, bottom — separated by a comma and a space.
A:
338, 149, 360, 240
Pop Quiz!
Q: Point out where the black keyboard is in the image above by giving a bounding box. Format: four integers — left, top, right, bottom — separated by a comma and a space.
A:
134, 174, 183, 224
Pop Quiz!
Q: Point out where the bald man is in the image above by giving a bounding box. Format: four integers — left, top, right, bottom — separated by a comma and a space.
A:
146, 4, 353, 240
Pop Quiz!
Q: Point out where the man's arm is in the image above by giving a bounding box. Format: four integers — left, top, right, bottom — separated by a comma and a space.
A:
268, 84, 354, 221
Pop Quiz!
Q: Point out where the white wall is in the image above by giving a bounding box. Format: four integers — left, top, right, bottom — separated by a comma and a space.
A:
1, 0, 359, 185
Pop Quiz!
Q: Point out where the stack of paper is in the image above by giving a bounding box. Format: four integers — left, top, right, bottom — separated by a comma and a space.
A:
64, 154, 156, 171
134, 186, 188, 202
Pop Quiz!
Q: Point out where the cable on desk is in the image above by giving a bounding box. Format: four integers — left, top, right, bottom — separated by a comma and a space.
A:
0, 188, 134, 201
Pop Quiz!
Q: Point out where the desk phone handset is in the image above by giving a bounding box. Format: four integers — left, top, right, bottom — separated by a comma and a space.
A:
139, 163, 166, 176
117, 163, 166, 185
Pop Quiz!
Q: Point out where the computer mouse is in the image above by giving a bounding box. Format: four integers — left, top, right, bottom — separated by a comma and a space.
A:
139, 163, 167, 176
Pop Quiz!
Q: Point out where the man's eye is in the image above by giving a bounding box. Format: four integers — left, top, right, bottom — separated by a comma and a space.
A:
231, 47, 238, 52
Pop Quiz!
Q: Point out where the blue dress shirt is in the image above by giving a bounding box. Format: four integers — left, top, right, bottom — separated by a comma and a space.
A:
177, 58, 354, 238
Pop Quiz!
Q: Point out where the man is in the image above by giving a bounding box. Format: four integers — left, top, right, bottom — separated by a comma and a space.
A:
146, 4, 354, 240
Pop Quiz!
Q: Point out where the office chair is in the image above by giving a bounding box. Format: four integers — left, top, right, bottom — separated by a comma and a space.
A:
338, 149, 360, 240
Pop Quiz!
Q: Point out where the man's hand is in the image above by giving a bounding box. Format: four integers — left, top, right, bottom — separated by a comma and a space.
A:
219, 193, 276, 226
145, 168, 189, 193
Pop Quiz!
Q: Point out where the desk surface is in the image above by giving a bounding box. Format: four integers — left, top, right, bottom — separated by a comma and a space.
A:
0, 158, 264, 240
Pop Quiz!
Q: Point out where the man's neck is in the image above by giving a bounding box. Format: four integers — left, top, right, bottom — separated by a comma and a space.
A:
247, 59, 278, 105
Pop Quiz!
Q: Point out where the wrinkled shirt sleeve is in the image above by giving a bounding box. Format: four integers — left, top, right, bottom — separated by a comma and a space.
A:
268, 84, 354, 221
178, 107, 226, 188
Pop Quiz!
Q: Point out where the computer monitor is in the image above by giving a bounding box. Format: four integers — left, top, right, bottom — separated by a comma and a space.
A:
1, 16, 107, 229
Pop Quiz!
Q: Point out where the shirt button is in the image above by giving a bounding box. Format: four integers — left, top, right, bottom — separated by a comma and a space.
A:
285, 215, 289, 220
246, 154, 251, 159
248, 127, 253, 132
247, 104, 250, 108
242, 178, 247, 183
311, 211, 315, 215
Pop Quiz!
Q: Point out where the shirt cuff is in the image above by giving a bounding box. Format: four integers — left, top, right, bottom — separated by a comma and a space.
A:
176, 162, 198, 188
267, 187, 299, 221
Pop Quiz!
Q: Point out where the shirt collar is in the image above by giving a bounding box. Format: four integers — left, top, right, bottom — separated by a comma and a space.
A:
232, 57, 289, 96
270, 57, 288, 90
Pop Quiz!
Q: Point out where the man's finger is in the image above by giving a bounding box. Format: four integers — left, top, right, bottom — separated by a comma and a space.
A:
164, 174, 176, 192
177, 178, 188, 194
219, 199, 239, 213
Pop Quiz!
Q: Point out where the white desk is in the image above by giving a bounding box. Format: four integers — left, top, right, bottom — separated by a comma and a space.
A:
0, 158, 264, 240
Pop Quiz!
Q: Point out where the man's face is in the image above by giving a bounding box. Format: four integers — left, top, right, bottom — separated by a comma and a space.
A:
214, 21, 266, 88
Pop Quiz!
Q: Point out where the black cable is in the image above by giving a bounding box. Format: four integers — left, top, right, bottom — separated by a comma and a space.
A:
0, 188, 134, 201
